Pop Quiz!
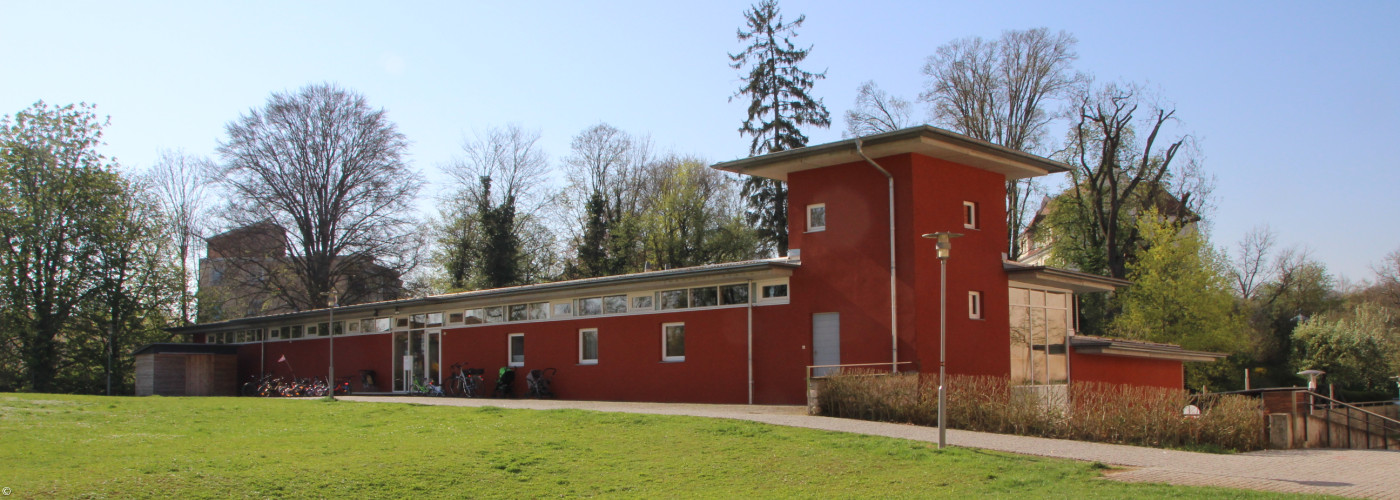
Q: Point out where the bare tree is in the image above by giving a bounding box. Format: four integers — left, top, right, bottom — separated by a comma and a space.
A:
1373, 248, 1400, 309
920, 28, 1084, 259
1230, 225, 1277, 299
557, 123, 655, 277
447, 124, 551, 208
843, 81, 914, 137
1058, 82, 1207, 280
435, 124, 556, 290
214, 83, 421, 311
146, 149, 211, 325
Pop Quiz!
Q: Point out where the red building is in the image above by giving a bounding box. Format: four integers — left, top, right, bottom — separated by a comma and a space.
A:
172, 126, 1222, 404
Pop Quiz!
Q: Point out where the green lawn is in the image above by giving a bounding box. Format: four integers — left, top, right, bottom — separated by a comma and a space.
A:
1, 394, 1320, 498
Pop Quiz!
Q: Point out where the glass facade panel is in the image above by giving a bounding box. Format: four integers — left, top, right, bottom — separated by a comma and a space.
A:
603, 295, 627, 314
1008, 287, 1071, 386
690, 287, 718, 307
658, 289, 687, 310
720, 284, 749, 305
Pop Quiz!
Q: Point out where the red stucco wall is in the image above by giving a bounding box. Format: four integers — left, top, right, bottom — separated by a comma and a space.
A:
1070, 350, 1185, 389
441, 307, 754, 403
244, 334, 395, 392
785, 153, 1012, 389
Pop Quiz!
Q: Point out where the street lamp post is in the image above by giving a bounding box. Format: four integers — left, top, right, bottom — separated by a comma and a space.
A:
922, 231, 962, 449
327, 290, 338, 398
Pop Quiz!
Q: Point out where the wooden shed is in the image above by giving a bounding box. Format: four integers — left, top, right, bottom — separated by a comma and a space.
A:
133, 343, 240, 396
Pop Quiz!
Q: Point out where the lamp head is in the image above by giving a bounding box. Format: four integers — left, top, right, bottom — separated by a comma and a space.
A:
921, 232, 965, 260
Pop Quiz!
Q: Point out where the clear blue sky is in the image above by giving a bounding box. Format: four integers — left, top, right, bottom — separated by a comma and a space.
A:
3, 1, 1396, 283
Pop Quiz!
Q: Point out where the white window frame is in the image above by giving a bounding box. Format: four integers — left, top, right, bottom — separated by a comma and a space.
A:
756, 279, 791, 305
806, 203, 827, 232
969, 291, 983, 320
579, 328, 599, 365
662, 322, 686, 362
963, 201, 979, 230
508, 333, 525, 367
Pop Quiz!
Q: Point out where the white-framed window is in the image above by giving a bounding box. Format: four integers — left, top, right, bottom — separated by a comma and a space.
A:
963, 201, 979, 230
527, 302, 549, 320
603, 295, 627, 314
689, 286, 719, 307
757, 279, 790, 304
269, 326, 282, 340
508, 333, 525, 367
631, 294, 654, 311
577, 297, 603, 316
662, 323, 686, 362
969, 291, 983, 320
806, 203, 827, 232
447, 312, 464, 325
552, 301, 572, 318
720, 283, 750, 305
579, 328, 599, 365
657, 289, 687, 310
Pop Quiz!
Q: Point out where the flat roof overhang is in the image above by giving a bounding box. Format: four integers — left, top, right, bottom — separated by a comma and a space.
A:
1005, 263, 1130, 293
169, 259, 798, 335
711, 125, 1071, 181
1070, 336, 1227, 363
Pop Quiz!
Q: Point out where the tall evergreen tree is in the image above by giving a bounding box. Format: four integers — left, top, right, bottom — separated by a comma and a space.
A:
730, 0, 830, 256
477, 176, 521, 289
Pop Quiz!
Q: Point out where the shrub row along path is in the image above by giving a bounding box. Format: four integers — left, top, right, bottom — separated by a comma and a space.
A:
338, 395, 1399, 499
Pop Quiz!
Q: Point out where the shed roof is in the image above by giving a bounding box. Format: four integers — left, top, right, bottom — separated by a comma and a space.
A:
132, 343, 242, 356
711, 125, 1071, 181
1070, 336, 1226, 363
170, 258, 798, 334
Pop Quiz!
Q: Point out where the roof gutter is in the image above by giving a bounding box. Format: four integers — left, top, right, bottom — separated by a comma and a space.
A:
855, 137, 900, 373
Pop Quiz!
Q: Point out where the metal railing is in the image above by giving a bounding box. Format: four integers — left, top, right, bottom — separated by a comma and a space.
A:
1301, 391, 1400, 450
805, 361, 913, 379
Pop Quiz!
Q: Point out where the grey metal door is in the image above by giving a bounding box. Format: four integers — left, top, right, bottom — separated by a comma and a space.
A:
812, 313, 840, 376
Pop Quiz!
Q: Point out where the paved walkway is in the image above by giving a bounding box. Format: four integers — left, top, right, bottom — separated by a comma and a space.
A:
337, 396, 1400, 499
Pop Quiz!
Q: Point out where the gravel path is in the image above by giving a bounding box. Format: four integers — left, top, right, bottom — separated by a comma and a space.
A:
337, 396, 1400, 498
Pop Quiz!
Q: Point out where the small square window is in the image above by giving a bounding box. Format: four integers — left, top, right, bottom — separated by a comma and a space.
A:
969, 291, 983, 320
579, 329, 598, 365
807, 204, 826, 232
464, 309, 486, 325
632, 295, 653, 310
662, 323, 685, 362
508, 334, 525, 367
963, 201, 979, 230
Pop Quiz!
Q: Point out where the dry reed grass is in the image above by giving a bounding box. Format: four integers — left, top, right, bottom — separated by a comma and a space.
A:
816, 371, 1264, 451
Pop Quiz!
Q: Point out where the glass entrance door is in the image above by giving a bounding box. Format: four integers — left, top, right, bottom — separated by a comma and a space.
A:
392, 328, 441, 392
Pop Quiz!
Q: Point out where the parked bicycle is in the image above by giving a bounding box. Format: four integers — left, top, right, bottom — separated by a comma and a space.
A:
410, 376, 443, 397
449, 362, 485, 398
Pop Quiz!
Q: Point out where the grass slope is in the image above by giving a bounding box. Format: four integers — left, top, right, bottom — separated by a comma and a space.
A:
1, 394, 1319, 498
